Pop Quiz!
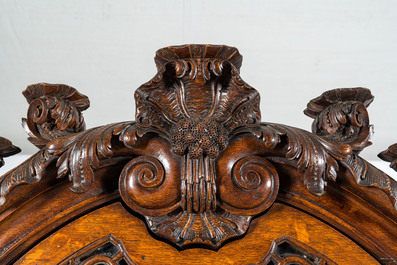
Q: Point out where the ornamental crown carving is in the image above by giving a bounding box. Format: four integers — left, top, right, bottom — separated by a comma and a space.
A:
1, 44, 396, 249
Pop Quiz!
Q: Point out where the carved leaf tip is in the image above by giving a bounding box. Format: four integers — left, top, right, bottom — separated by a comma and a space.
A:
0, 150, 55, 206
22, 83, 90, 108
250, 124, 285, 149
256, 124, 352, 196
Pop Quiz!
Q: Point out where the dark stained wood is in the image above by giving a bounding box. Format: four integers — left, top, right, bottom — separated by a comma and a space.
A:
0, 137, 21, 169
305, 87, 397, 209
379, 143, 397, 171
0, 44, 396, 264
22, 83, 90, 148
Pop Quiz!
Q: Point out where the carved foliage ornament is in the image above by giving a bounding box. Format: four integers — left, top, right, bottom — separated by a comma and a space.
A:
1, 44, 396, 248
379, 143, 397, 172
0, 137, 21, 169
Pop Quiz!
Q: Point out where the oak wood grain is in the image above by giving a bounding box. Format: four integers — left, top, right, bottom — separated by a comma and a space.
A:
16, 202, 379, 265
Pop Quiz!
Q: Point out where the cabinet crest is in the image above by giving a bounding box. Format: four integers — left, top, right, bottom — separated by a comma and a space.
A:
1, 44, 396, 249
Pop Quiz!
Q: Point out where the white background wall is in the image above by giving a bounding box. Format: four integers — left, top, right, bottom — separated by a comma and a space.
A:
1, 0, 396, 166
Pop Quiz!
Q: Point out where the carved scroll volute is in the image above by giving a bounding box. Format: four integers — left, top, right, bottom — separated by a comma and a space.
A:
304, 87, 374, 152
217, 156, 279, 216
117, 44, 276, 248
119, 156, 180, 216
22, 83, 90, 148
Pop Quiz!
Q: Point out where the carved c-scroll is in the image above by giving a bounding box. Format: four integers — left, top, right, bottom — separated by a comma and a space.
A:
119, 156, 180, 216
218, 156, 279, 216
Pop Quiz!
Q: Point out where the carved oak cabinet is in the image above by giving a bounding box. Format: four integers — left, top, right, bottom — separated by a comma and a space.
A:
0, 44, 396, 265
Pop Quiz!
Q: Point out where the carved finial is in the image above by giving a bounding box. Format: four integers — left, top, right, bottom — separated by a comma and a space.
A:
379, 143, 397, 171
0, 137, 21, 168
22, 83, 90, 148
305, 88, 397, 209
0, 83, 90, 206
304, 87, 374, 151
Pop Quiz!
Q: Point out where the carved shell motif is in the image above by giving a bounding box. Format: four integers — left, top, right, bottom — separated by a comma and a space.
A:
120, 45, 277, 247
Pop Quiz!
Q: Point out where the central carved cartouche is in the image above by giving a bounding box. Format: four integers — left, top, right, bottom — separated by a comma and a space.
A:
121, 44, 275, 247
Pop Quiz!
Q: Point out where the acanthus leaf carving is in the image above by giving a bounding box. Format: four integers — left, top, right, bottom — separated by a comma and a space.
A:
2, 44, 396, 250
22, 83, 90, 148
304, 87, 373, 152
235, 123, 352, 195
47, 122, 143, 193
379, 143, 397, 172
305, 87, 397, 209
0, 150, 55, 205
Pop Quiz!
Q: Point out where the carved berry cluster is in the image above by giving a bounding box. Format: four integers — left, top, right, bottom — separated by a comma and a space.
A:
170, 117, 228, 159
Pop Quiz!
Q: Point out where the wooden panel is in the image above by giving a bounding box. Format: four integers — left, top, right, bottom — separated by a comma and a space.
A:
16, 202, 378, 265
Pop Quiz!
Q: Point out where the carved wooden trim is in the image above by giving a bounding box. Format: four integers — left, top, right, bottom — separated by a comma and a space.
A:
0, 137, 21, 169
379, 143, 397, 172
258, 235, 337, 265
59, 234, 136, 265
0, 44, 396, 251
304, 87, 397, 208
22, 83, 90, 148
